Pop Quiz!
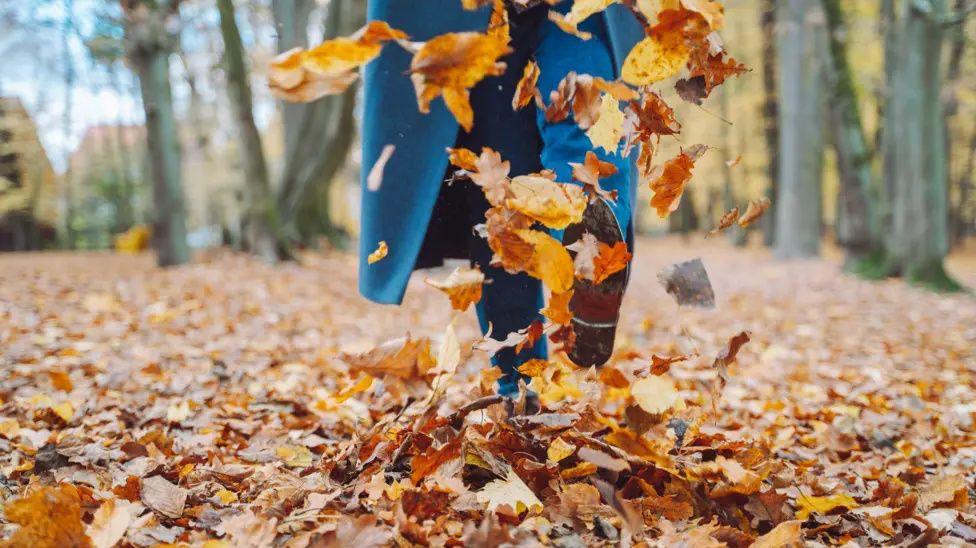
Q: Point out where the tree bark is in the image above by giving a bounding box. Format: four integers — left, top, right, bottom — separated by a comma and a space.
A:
821, 0, 875, 267
884, 0, 958, 289
774, 0, 825, 260
217, 0, 279, 261
124, 1, 189, 266
275, 0, 363, 248
759, 0, 778, 247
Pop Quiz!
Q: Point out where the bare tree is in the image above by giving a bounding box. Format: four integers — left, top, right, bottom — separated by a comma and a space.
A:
122, 0, 189, 266
774, 0, 825, 260
821, 0, 876, 267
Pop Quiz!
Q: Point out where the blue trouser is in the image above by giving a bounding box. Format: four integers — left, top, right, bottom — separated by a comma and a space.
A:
457, 5, 634, 395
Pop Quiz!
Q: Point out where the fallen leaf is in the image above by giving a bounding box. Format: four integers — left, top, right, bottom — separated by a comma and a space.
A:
795, 492, 859, 520
141, 475, 187, 519
2, 484, 91, 548
476, 469, 543, 513
751, 520, 803, 548
87, 499, 135, 548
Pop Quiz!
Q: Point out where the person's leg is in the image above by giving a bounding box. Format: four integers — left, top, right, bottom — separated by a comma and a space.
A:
533, 6, 635, 366
457, 5, 548, 396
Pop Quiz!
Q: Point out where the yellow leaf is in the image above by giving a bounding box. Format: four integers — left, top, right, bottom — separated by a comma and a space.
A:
269, 21, 406, 103
631, 375, 685, 415
621, 34, 689, 86
0, 419, 20, 438
751, 520, 803, 548
2, 485, 90, 548
542, 290, 574, 325
410, 6, 512, 131
506, 175, 587, 229
53, 401, 74, 423
476, 470, 542, 513
547, 437, 577, 462
514, 229, 575, 293
214, 489, 238, 506
367, 241, 388, 264
166, 400, 191, 423
795, 492, 859, 520
586, 93, 625, 153
548, 0, 617, 39
277, 445, 315, 468
335, 375, 375, 403
425, 266, 485, 311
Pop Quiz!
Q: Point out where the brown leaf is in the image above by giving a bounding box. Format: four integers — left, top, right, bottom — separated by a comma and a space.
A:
738, 197, 771, 227
2, 484, 92, 548
140, 475, 187, 519
707, 207, 739, 236
512, 60, 540, 110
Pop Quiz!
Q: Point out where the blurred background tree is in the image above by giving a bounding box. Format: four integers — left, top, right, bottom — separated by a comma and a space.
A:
0, 0, 972, 288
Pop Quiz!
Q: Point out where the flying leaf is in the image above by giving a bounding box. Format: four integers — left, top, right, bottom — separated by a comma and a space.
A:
506, 175, 587, 229
515, 229, 575, 293
366, 144, 395, 191
512, 60, 540, 110
566, 232, 600, 281
631, 375, 685, 415
586, 93, 625, 153
409, 4, 511, 131
367, 241, 388, 264
592, 241, 631, 284
738, 197, 771, 227
542, 290, 574, 325
648, 147, 704, 217
341, 335, 435, 380
547, 0, 616, 40
467, 148, 512, 206
269, 21, 406, 102
650, 354, 688, 376
707, 207, 739, 236
571, 151, 619, 201
425, 266, 485, 311
680, 0, 725, 30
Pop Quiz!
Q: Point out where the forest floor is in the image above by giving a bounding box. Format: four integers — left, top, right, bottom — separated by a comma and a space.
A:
0, 236, 974, 547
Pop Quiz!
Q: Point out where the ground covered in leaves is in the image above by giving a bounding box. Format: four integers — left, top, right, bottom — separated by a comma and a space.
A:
1, 238, 974, 547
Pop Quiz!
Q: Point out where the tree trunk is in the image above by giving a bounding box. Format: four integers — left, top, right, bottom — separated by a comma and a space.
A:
774, 0, 825, 260
884, 0, 958, 290
217, 0, 279, 261
61, 0, 77, 249
272, 0, 314, 162
758, 0, 778, 247
275, 0, 363, 248
821, 0, 875, 267
124, 1, 189, 267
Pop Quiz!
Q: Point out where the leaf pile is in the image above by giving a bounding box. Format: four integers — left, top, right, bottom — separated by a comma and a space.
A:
1, 241, 974, 546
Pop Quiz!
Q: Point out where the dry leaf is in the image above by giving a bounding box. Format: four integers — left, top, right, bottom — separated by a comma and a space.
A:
425, 266, 485, 311
795, 492, 859, 520
648, 148, 703, 218
476, 469, 543, 513
708, 207, 739, 236
410, 4, 511, 131
506, 175, 587, 229
366, 144, 395, 191
87, 499, 135, 548
512, 60, 540, 110
269, 21, 406, 102
586, 93, 625, 152
738, 197, 771, 227
2, 485, 91, 548
141, 475, 187, 519
631, 375, 685, 415
367, 241, 388, 264
592, 241, 631, 284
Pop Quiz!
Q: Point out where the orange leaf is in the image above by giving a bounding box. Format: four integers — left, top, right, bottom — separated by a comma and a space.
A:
648, 148, 703, 218
707, 207, 739, 236
542, 290, 574, 325
409, 3, 512, 131
269, 21, 406, 102
2, 484, 92, 548
512, 60, 540, 110
592, 241, 631, 284
425, 266, 485, 311
367, 241, 388, 264
738, 197, 771, 227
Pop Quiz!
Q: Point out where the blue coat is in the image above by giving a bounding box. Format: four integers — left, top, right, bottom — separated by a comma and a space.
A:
359, 1, 644, 305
